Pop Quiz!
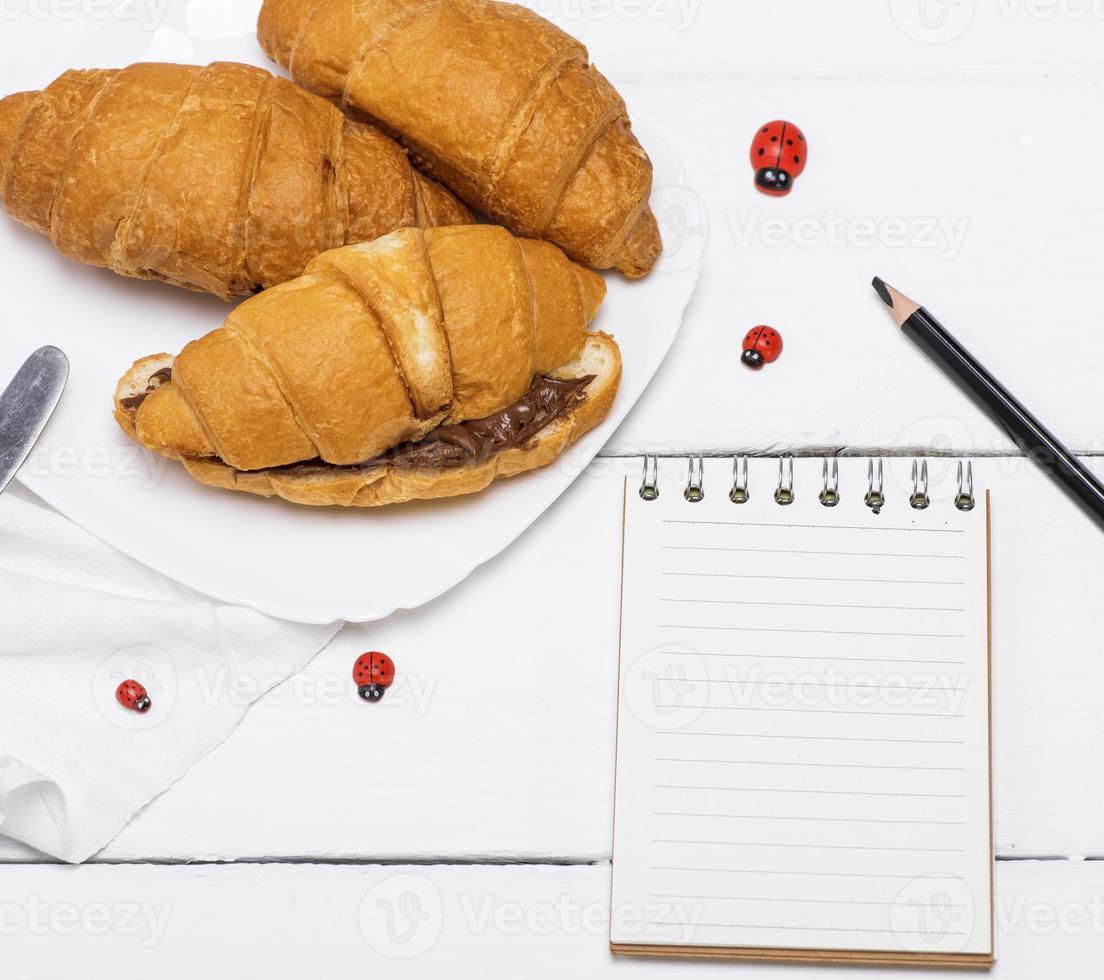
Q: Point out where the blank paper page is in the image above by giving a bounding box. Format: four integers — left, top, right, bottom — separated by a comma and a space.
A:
611, 458, 992, 960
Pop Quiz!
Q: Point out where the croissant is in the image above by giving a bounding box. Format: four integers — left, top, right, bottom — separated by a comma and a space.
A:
0, 61, 472, 299
258, 0, 661, 279
113, 225, 621, 507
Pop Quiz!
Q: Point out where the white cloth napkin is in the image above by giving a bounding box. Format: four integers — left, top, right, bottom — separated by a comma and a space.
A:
0, 484, 340, 862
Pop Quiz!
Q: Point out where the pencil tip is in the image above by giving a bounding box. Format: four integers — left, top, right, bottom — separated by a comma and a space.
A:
870, 279, 920, 327
871, 277, 893, 308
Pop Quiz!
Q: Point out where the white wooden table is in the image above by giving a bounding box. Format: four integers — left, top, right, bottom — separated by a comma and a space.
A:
4, 1, 1104, 976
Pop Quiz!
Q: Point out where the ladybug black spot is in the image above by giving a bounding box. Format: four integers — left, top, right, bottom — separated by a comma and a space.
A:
770, 136, 778, 142
798, 134, 805, 141
794, 156, 801, 164
786, 139, 793, 146
762, 126, 768, 132
758, 148, 764, 156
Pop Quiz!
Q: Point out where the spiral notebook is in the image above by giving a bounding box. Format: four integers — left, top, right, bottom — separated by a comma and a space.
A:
611, 457, 993, 969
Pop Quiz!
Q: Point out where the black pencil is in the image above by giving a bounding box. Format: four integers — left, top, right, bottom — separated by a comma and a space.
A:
872, 277, 1104, 531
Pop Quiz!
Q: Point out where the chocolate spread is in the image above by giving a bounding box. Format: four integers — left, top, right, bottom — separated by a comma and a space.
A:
383, 374, 595, 469
120, 367, 172, 411
133, 369, 593, 475
269, 374, 594, 477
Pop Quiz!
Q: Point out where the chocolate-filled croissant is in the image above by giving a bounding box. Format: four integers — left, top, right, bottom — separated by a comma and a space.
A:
0, 61, 471, 299
114, 226, 621, 507
258, 0, 661, 279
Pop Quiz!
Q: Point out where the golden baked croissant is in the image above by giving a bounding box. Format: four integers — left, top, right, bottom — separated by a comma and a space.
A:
0, 61, 471, 299
114, 225, 621, 507
258, 0, 661, 279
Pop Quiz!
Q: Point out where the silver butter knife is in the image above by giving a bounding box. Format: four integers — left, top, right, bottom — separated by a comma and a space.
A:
0, 346, 70, 495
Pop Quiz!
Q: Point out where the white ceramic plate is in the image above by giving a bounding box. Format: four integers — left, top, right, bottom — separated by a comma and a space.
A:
1, 61, 700, 624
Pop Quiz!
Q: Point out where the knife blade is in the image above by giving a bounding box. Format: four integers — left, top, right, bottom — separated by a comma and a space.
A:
0, 346, 70, 495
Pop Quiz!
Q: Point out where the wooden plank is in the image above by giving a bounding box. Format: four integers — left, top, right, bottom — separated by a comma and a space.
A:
1, 0, 1102, 869
0, 860, 1100, 978
3, 7, 1104, 463
8, 9, 1104, 457
1, 458, 1099, 863
602, 75, 1104, 455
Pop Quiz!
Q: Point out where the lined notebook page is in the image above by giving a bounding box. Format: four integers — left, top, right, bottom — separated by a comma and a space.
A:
611, 458, 992, 962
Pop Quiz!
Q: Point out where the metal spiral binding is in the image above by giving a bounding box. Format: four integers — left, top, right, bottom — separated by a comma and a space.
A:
910, 460, 931, 510
774, 457, 795, 506
729, 456, 750, 504
685, 456, 705, 503
639, 456, 978, 512
864, 459, 886, 514
639, 455, 659, 501
955, 460, 976, 512
819, 459, 840, 508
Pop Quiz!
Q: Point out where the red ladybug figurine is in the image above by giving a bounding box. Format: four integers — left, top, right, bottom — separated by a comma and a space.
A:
742, 326, 783, 370
750, 121, 807, 196
116, 679, 151, 713
353, 651, 396, 702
